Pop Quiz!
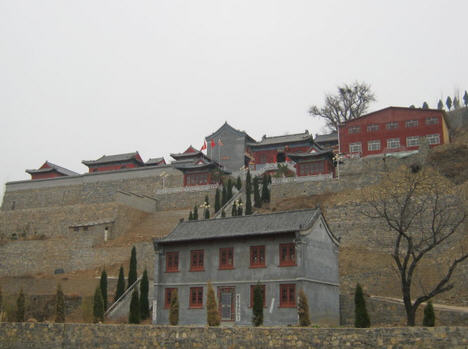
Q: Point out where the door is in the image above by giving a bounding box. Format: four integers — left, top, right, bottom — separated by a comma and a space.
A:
218, 287, 235, 321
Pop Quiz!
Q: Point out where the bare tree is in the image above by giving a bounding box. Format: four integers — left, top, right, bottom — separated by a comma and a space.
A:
309, 81, 376, 132
362, 166, 467, 326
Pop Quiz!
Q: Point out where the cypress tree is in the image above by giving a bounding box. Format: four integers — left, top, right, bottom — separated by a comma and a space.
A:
55, 284, 66, 323
221, 209, 226, 218
354, 283, 370, 328
236, 176, 242, 190
129, 289, 140, 324
261, 174, 270, 203
253, 177, 261, 208
169, 290, 179, 325
464, 90, 468, 107
422, 101, 429, 109
204, 195, 209, 206
227, 179, 233, 200
214, 189, 220, 213
100, 269, 108, 310
237, 198, 243, 216
206, 282, 220, 326
437, 99, 444, 110
446, 96, 452, 111
268, 174, 272, 185
453, 96, 460, 109
231, 201, 237, 217
252, 284, 263, 326
423, 301, 435, 327
114, 265, 125, 302
128, 246, 137, 289
16, 289, 25, 322
188, 211, 193, 221
140, 269, 150, 320
221, 186, 227, 206
409, 104, 415, 109
298, 289, 311, 326
246, 170, 252, 194
204, 207, 210, 219
245, 170, 253, 215
93, 286, 104, 323
193, 206, 198, 220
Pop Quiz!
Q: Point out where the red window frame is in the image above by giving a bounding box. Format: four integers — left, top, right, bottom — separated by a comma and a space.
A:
164, 288, 177, 309
250, 285, 266, 308
189, 287, 203, 308
279, 243, 296, 266
250, 245, 266, 268
190, 250, 204, 271
280, 284, 296, 308
166, 251, 179, 272
219, 247, 234, 269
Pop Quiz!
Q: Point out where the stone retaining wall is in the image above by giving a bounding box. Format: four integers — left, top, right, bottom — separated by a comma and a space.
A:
0, 323, 466, 348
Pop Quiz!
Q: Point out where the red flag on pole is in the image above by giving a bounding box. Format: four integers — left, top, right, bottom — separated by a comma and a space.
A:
200, 140, 207, 151
210, 139, 216, 148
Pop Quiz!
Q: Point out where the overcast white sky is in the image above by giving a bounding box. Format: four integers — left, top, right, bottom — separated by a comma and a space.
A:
1, 0, 467, 197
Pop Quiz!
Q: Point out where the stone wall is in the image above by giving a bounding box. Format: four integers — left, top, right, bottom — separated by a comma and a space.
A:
0, 323, 467, 349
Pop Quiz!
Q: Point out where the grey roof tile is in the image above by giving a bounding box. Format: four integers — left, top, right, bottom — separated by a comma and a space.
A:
247, 131, 312, 147
26, 161, 79, 176
314, 132, 338, 143
82, 152, 142, 165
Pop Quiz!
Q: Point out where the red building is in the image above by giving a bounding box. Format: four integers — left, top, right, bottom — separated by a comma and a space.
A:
171, 146, 228, 187
288, 150, 335, 177
339, 107, 450, 157
82, 152, 144, 173
145, 157, 166, 167
26, 161, 78, 180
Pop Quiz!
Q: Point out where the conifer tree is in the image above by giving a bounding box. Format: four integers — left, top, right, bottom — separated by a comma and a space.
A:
193, 206, 198, 220
204, 195, 209, 206
446, 96, 452, 111
245, 170, 253, 215
437, 99, 444, 110
214, 189, 220, 213
206, 282, 220, 326
464, 90, 468, 107
245, 194, 253, 215
231, 201, 237, 217
140, 269, 150, 320
114, 265, 125, 302
298, 289, 311, 326
204, 207, 210, 219
169, 290, 179, 325
227, 179, 233, 200
129, 289, 140, 324
221, 209, 226, 218
100, 269, 108, 310
246, 170, 252, 194
422, 101, 429, 109
354, 283, 370, 328
453, 96, 460, 109
237, 198, 243, 216
188, 211, 193, 221
236, 176, 242, 190
55, 284, 66, 323
422, 301, 435, 327
16, 289, 25, 322
128, 246, 137, 289
268, 174, 272, 185
261, 174, 270, 203
409, 104, 415, 109
93, 286, 104, 323
253, 177, 262, 208
252, 284, 263, 326
221, 185, 227, 206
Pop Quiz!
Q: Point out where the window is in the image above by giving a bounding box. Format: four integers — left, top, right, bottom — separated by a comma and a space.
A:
367, 124, 379, 132
299, 161, 324, 176
367, 140, 381, 151
189, 287, 203, 308
349, 142, 362, 153
405, 120, 419, 128
250, 246, 265, 268
250, 285, 266, 308
406, 136, 420, 147
387, 138, 400, 149
219, 248, 234, 269
386, 122, 398, 130
426, 117, 439, 125
279, 243, 296, 266
166, 252, 179, 272
164, 288, 177, 308
426, 134, 440, 145
187, 173, 208, 186
190, 250, 204, 271
280, 284, 296, 308
348, 126, 361, 134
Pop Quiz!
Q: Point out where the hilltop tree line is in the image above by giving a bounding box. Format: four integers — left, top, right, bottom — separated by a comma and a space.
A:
410, 91, 468, 111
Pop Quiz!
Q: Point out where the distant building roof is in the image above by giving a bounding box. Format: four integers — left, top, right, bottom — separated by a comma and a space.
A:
145, 157, 166, 166
287, 149, 334, 161
247, 131, 312, 147
170, 146, 204, 160
26, 161, 78, 177
82, 152, 143, 166
156, 209, 322, 244
315, 132, 338, 144
206, 122, 256, 143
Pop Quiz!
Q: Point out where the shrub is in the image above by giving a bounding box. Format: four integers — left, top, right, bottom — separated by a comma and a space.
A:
252, 284, 263, 326
297, 289, 311, 326
55, 284, 65, 323
354, 283, 370, 328
169, 290, 179, 325
129, 289, 140, 324
423, 301, 435, 327
93, 286, 104, 323
206, 282, 220, 326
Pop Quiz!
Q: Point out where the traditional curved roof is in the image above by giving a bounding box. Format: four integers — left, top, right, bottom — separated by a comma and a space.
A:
314, 132, 338, 143
145, 157, 166, 166
26, 161, 78, 176
287, 149, 334, 161
82, 152, 143, 166
205, 122, 256, 143
247, 131, 312, 147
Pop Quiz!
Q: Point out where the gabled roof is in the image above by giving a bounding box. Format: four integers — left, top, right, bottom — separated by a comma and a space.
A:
315, 132, 338, 143
247, 131, 312, 147
170, 146, 204, 160
82, 152, 143, 166
156, 209, 321, 244
206, 122, 256, 143
26, 161, 78, 176
145, 157, 166, 166
287, 149, 334, 161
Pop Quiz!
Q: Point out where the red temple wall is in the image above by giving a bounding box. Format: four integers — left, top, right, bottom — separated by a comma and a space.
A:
88, 162, 142, 173
251, 145, 310, 164
30, 172, 65, 180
